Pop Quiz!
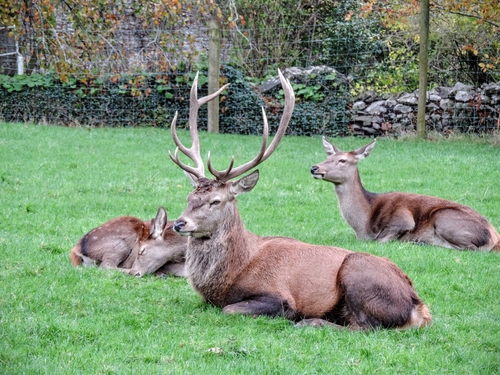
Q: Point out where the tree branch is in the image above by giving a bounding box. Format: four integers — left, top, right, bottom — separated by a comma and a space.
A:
432, 4, 500, 28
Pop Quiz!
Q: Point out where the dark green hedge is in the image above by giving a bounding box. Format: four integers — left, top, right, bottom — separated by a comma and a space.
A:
0, 66, 351, 136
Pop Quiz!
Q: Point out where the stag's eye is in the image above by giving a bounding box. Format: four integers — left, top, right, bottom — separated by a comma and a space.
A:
339, 159, 347, 164
210, 199, 221, 207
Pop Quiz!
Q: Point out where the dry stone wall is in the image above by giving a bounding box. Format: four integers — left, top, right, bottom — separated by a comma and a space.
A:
350, 82, 500, 136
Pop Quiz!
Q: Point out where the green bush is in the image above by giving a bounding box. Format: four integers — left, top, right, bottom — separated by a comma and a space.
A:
0, 72, 183, 127
0, 65, 352, 136
264, 71, 352, 137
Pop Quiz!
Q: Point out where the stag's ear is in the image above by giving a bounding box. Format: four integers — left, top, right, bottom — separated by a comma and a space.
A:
322, 136, 341, 156
230, 170, 259, 196
184, 171, 200, 188
354, 139, 376, 160
151, 206, 168, 238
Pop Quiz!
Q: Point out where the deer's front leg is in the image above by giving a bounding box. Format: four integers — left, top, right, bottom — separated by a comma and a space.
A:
222, 295, 291, 318
373, 209, 415, 242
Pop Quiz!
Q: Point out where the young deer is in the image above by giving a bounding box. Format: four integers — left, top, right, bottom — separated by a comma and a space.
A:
311, 138, 500, 251
70, 206, 187, 277
167, 70, 432, 329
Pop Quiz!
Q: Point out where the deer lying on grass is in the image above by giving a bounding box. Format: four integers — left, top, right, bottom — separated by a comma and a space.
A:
311, 138, 500, 251
70, 206, 187, 277
167, 70, 432, 329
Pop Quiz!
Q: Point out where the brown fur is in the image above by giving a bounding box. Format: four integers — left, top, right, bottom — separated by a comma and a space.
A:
70, 207, 187, 276
311, 138, 500, 251
169, 69, 430, 329
174, 171, 432, 329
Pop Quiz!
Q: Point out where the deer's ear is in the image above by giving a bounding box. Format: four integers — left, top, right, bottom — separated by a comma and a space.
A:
230, 170, 259, 196
184, 171, 200, 188
354, 139, 376, 160
150, 206, 167, 238
322, 136, 341, 156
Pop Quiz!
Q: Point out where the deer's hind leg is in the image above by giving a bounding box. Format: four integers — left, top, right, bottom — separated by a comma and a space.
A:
432, 208, 492, 250
98, 240, 136, 269
337, 252, 429, 329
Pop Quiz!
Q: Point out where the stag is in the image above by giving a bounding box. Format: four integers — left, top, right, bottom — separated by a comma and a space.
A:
70, 206, 187, 277
167, 70, 432, 329
311, 138, 500, 251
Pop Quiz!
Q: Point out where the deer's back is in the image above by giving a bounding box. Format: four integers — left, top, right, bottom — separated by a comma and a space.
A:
79, 216, 150, 264
370, 192, 487, 228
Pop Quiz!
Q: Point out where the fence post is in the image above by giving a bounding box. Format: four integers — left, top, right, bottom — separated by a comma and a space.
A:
207, 18, 221, 133
417, 0, 429, 139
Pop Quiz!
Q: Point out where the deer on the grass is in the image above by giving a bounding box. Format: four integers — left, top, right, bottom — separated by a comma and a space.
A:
311, 138, 500, 251
167, 70, 432, 329
70, 206, 187, 277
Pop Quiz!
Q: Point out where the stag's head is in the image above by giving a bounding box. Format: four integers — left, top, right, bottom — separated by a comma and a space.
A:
169, 70, 295, 238
172, 172, 260, 238
310, 137, 376, 185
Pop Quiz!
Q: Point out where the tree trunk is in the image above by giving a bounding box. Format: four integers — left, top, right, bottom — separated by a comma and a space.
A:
207, 18, 221, 133
417, 0, 430, 139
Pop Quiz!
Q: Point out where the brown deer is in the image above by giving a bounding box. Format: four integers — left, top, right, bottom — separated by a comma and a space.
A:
70, 206, 187, 277
167, 70, 432, 329
311, 137, 500, 251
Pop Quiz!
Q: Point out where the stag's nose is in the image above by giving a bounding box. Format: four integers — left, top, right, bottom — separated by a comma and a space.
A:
173, 220, 185, 233
310, 165, 319, 175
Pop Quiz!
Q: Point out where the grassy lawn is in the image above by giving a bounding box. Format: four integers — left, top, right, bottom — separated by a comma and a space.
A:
0, 122, 499, 374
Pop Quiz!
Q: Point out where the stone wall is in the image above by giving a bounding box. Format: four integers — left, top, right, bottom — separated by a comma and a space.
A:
350, 82, 500, 136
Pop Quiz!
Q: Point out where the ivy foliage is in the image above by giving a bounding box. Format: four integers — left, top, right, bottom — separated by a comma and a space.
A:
0, 73, 53, 91
262, 71, 352, 137
312, 0, 386, 73
0, 65, 351, 136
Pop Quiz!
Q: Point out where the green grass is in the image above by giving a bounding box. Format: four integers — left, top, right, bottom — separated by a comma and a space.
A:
0, 122, 499, 374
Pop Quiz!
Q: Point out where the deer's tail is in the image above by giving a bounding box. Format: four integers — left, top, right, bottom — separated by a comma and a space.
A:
493, 241, 500, 252
70, 243, 83, 266
491, 229, 500, 252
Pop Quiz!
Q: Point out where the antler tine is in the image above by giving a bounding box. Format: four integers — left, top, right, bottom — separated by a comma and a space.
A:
169, 109, 205, 179
207, 68, 295, 182
207, 152, 236, 181
170, 111, 188, 156
169, 71, 230, 179
208, 107, 269, 182
169, 147, 205, 179
260, 68, 295, 162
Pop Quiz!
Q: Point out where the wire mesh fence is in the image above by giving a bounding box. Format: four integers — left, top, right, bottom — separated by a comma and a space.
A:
1, 17, 499, 136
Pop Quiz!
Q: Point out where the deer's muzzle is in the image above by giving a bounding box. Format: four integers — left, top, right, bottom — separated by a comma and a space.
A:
310, 165, 324, 179
173, 220, 186, 233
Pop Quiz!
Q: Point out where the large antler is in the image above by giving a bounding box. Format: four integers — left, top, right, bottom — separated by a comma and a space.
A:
208, 69, 295, 182
169, 72, 230, 178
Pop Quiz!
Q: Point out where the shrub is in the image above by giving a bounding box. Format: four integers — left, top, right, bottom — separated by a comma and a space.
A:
0, 65, 352, 136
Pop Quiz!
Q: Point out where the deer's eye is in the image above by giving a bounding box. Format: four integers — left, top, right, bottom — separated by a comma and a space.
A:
210, 199, 221, 207
339, 159, 347, 164
139, 248, 146, 256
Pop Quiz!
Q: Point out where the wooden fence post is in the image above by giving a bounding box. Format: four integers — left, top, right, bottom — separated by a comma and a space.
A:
207, 18, 221, 133
417, 0, 430, 139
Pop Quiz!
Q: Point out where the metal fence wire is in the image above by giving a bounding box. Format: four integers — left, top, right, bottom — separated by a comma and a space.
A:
1, 18, 499, 136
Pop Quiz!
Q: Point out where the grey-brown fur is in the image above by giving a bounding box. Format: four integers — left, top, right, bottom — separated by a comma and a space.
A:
169, 69, 430, 329
174, 171, 432, 329
311, 138, 500, 251
70, 206, 187, 276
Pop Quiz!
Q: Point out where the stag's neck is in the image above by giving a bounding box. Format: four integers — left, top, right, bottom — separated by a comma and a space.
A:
186, 208, 259, 306
334, 170, 376, 240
